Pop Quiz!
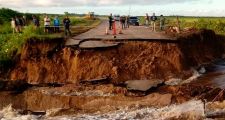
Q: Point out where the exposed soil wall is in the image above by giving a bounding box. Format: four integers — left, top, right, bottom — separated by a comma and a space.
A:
177, 29, 224, 67
9, 30, 225, 84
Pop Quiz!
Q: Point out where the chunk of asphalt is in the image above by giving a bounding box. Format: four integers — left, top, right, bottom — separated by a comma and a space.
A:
65, 39, 83, 46
125, 80, 164, 92
79, 41, 119, 49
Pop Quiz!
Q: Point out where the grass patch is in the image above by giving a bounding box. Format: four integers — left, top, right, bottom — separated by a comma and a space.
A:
166, 17, 225, 34
0, 24, 13, 34
139, 16, 225, 35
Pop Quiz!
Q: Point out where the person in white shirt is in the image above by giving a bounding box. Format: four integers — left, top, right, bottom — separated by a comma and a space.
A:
11, 18, 16, 33
44, 15, 51, 33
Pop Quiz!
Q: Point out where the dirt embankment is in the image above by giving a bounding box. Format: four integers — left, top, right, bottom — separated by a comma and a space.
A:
9, 30, 225, 84
177, 30, 224, 67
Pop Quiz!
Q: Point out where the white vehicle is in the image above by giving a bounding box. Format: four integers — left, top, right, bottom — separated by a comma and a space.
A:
113, 15, 120, 21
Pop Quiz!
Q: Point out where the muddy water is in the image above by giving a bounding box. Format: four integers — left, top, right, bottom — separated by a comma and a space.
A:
1, 60, 225, 118
0, 85, 172, 116
192, 60, 225, 89
0, 87, 116, 113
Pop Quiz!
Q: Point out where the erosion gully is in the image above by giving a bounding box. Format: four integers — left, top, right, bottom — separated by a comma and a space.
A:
0, 59, 225, 117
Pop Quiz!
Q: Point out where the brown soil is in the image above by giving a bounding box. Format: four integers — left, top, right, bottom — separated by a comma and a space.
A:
0, 84, 172, 115
10, 41, 184, 84
8, 29, 224, 85
158, 85, 224, 104
0, 29, 225, 117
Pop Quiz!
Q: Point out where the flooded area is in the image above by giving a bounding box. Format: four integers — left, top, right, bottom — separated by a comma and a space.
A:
191, 59, 225, 89
1, 60, 225, 119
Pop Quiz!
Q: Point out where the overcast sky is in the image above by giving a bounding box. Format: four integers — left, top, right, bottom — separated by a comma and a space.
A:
0, 0, 224, 16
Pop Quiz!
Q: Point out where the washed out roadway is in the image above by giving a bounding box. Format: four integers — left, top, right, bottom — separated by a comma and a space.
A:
65, 20, 176, 48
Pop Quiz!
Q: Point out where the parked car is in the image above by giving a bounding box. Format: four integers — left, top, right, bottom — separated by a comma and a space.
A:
129, 16, 139, 26
114, 15, 120, 21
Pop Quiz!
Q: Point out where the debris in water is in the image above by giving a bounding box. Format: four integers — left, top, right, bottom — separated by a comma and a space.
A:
0, 105, 40, 120
198, 67, 206, 74
165, 69, 201, 86
70, 100, 205, 120
125, 80, 163, 91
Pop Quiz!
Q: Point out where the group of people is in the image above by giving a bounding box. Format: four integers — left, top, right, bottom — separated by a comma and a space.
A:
42, 15, 62, 33
35, 15, 71, 36
120, 16, 130, 29
108, 14, 130, 31
108, 13, 166, 32
11, 15, 72, 36
11, 16, 27, 33
145, 13, 165, 31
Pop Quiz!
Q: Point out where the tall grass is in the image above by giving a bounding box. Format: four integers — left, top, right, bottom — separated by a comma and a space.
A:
0, 25, 51, 71
0, 24, 12, 34
165, 17, 225, 33
195, 18, 225, 34
139, 16, 225, 34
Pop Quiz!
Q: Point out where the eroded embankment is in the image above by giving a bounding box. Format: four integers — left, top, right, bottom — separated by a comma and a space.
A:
9, 30, 225, 84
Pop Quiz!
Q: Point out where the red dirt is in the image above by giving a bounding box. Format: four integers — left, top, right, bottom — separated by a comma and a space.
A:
8, 30, 225, 85
0, 29, 224, 117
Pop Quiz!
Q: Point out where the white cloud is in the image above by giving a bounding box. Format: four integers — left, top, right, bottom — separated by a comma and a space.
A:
0, 0, 224, 16
32, 0, 53, 7
0, 0, 198, 7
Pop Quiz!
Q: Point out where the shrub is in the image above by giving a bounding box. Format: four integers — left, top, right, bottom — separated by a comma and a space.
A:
0, 8, 21, 22
0, 17, 3, 25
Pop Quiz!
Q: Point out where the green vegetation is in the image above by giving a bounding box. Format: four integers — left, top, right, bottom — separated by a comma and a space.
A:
0, 8, 101, 72
0, 26, 46, 70
166, 17, 225, 34
139, 16, 225, 34
0, 8, 21, 23
0, 23, 12, 34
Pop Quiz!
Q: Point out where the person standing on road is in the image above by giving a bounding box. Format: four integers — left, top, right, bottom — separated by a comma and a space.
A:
160, 15, 165, 31
54, 16, 60, 33
120, 16, 126, 29
63, 16, 72, 36
44, 15, 51, 33
151, 13, 157, 32
126, 15, 130, 28
108, 13, 113, 30
120, 16, 123, 28
145, 13, 150, 27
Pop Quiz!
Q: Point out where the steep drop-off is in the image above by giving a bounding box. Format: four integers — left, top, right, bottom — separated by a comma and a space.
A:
9, 30, 225, 84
